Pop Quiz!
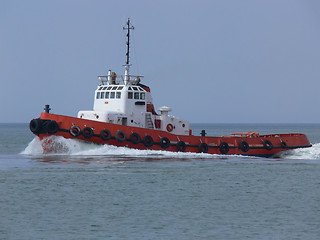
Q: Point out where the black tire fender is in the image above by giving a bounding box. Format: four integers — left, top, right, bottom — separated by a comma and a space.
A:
239, 141, 250, 152
198, 142, 208, 153
100, 129, 112, 141
263, 140, 273, 150
47, 120, 59, 134
29, 119, 43, 134
115, 130, 126, 142
160, 137, 170, 149
219, 142, 229, 154
70, 125, 81, 137
82, 127, 94, 138
280, 141, 287, 148
143, 135, 154, 147
177, 141, 186, 152
130, 133, 141, 144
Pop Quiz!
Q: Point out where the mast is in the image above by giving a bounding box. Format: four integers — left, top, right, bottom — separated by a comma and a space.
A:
123, 18, 134, 85
123, 18, 134, 65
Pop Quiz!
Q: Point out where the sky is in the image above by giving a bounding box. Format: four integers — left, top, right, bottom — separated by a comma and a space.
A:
1, 0, 320, 123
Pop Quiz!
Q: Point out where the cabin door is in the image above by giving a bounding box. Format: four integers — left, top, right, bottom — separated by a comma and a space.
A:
122, 118, 127, 126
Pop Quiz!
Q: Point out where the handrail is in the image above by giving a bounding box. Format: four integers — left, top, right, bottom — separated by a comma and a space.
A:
98, 75, 144, 85
232, 131, 260, 137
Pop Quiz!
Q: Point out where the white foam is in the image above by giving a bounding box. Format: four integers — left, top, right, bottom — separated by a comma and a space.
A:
279, 143, 320, 160
21, 137, 44, 155
21, 136, 101, 156
21, 136, 229, 159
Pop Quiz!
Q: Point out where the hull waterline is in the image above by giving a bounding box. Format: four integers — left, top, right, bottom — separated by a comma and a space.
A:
30, 113, 312, 157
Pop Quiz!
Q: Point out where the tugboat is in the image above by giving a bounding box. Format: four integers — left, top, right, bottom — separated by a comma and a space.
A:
29, 19, 312, 157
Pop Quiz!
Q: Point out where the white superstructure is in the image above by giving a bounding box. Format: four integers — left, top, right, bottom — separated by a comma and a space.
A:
77, 70, 190, 135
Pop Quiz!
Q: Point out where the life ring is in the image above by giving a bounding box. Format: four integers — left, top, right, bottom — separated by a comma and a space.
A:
130, 133, 141, 144
100, 129, 111, 140
166, 124, 174, 132
239, 141, 250, 152
263, 140, 273, 150
198, 142, 208, 153
82, 127, 94, 138
143, 135, 154, 147
70, 125, 81, 137
29, 119, 43, 134
176, 141, 186, 152
160, 137, 170, 149
219, 142, 229, 154
115, 130, 126, 142
46, 120, 59, 134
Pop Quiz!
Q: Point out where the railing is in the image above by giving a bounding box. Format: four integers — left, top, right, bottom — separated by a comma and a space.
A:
232, 131, 260, 138
98, 75, 144, 85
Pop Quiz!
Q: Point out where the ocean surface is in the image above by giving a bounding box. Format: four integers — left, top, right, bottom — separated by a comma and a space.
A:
1, 123, 320, 240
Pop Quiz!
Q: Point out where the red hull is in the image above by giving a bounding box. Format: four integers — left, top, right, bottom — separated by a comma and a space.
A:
31, 113, 311, 157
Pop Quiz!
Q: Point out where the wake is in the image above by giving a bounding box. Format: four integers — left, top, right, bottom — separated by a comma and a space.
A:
278, 143, 320, 159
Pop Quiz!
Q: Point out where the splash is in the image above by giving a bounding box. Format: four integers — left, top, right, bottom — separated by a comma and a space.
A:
21, 136, 223, 159
22, 136, 102, 156
278, 143, 320, 160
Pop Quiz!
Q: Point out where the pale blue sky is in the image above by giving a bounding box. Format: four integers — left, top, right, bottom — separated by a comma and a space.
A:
1, 0, 320, 123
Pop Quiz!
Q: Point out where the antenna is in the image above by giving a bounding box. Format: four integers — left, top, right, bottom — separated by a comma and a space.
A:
123, 18, 135, 65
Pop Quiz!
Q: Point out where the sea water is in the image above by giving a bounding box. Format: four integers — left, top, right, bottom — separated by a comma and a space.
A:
0, 123, 320, 240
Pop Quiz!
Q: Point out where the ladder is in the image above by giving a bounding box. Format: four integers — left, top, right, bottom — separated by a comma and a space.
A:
145, 114, 154, 129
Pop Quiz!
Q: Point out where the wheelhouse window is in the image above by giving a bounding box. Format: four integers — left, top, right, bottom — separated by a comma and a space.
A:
140, 93, 145, 100
128, 92, 133, 99
118, 86, 123, 90
132, 87, 138, 91
134, 92, 139, 99
112, 86, 117, 90
107, 86, 112, 90
110, 92, 115, 99
116, 92, 121, 99
96, 92, 101, 99
105, 92, 109, 99
101, 92, 105, 99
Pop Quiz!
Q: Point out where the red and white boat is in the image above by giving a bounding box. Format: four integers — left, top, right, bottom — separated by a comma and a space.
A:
30, 19, 311, 157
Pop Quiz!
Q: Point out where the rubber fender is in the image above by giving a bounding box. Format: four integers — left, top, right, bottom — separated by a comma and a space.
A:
82, 127, 94, 138
160, 137, 170, 149
100, 129, 112, 141
219, 142, 229, 154
143, 135, 154, 147
115, 130, 126, 142
130, 133, 141, 144
70, 125, 81, 137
